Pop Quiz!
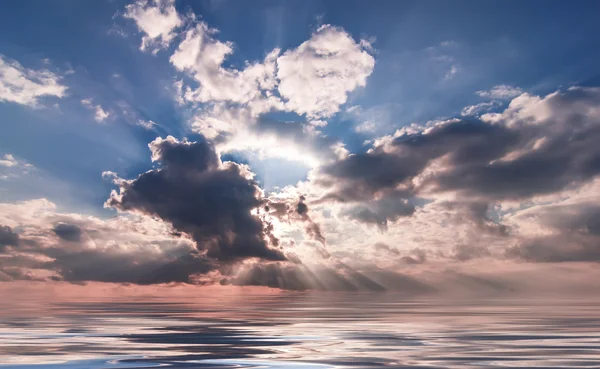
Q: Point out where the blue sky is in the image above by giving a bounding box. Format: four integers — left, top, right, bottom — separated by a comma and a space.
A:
2, 0, 600, 213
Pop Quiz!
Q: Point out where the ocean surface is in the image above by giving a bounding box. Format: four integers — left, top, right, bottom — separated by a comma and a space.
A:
1, 290, 599, 369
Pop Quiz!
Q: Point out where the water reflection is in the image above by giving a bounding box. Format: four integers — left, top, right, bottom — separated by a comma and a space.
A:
1, 292, 600, 368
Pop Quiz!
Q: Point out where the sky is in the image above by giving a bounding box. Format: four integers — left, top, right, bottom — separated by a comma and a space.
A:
1, 0, 600, 293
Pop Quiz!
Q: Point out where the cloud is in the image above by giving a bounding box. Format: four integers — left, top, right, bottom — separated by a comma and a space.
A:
0, 153, 35, 180
0, 55, 67, 107
124, 0, 183, 52
461, 85, 524, 117
0, 198, 210, 284
452, 244, 491, 261
137, 119, 156, 130
171, 23, 280, 106
444, 64, 459, 80
170, 21, 374, 120
300, 87, 600, 266
266, 193, 326, 245
346, 103, 400, 135
81, 98, 110, 122
53, 223, 83, 242
163, 16, 374, 164
373, 242, 399, 255
320, 87, 600, 206
168, 21, 284, 143
477, 84, 523, 100
504, 179, 600, 262
0, 154, 17, 168
340, 196, 415, 231
105, 136, 286, 262
461, 101, 498, 116
0, 225, 19, 252
277, 25, 375, 118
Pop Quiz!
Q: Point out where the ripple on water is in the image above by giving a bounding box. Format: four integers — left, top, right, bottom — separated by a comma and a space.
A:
1, 295, 600, 369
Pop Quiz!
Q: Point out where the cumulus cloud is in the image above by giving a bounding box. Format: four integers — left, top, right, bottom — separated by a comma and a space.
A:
0, 55, 67, 107
320, 87, 600, 204
161, 14, 374, 163
276, 25, 376, 118
105, 136, 286, 262
308, 87, 600, 265
171, 23, 280, 107
124, 0, 183, 52
170, 20, 374, 119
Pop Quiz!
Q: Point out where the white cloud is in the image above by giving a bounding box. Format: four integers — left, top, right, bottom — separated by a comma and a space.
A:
460, 85, 526, 117
81, 98, 110, 122
148, 11, 376, 165
444, 64, 458, 80
355, 121, 377, 133
137, 119, 156, 130
346, 103, 398, 135
0, 56, 67, 107
124, 0, 183, 52
461, 101, 497, 116
477, 84, 523, 99
277, 25, 375, 118
171, 22, 281, 107
169, 22, 375, 134
0, 154, 34, 180
94, 106, 110, 122
0, 154, 17, 168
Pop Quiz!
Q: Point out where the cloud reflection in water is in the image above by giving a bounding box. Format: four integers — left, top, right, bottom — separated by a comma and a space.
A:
1, 291, 600, 368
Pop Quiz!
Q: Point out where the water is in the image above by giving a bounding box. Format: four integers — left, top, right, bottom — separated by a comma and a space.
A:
1, 289, 599, 368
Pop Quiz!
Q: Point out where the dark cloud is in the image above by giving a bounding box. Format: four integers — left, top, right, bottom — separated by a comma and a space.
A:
106, 136, 286, 262
438, 201, 509, 237
45, 248, 216, 285
341, 196, 415, 230
506, 236, 600, 263
53, 223, 83, 242
266, 195, 326, 245
0, 225, 19, 251
296, 196, 325, 245
0, 215, 213, 284
401, 248, 427, 264
372, 243, 427, 264
318, 88, 600, 236
296, 201, 308, 215
506, 204, 600, 262
452, 244, 491, 261
374, 242, 400, 255
323, 88, 600, 200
